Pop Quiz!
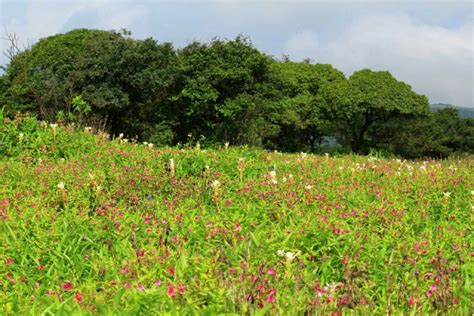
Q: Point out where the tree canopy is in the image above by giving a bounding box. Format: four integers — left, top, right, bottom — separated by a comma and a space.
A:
1, 29, 471, 157
318, 69, 430, 153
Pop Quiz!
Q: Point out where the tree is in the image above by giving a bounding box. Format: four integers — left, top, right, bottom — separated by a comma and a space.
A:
383, 108, 474, 158
268, 61, 345, 152
2, 29, 177, 144
171, 36, 281, 145
319, 69, 429, 154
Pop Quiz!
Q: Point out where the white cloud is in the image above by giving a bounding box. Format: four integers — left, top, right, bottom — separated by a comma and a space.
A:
285, 14, 473, 107
1, 0, 149, 59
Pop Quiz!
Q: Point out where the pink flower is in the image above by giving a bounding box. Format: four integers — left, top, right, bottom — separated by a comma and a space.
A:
178, 284, 185, 295
167, 284, 176, 298
267, 268, 275, 275
74, 293, 83, 303
154, 279, 162, 286
267, 288, 276, 303
430, 285, 437, 292
408, 297, 414, 305
6, 258, 13, 265
426, 290, 433, 297
137, 285, 145, 291
121, 267, 129, 274
62, 282, 73, 291
168, 267, 175, 276
341, 257, 348, 265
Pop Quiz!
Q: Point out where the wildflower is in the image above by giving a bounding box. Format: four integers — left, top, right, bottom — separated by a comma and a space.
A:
284, 251, 301, 262
155, 280, 162, 286
18, 132, 24, 142
277, 250, 285, 257
169, 158, 175, 177
267, 288, 276, 303
305, 185, 313, 191
341, 257, 348, 264
62, 282, 73, 291
178, 284, 185, 295
211, 180, 221, 189
443, 192, 451, 198
137, 285, 145, 291
168, 267, 175, 276
269, 170, 276, 179
148, 143, 154, 148
57, 182, 65, 190
84, 127, 92, 132
224, 142, 230, 149
118, 133, 124, 139
74, 292, 83, 303
167, 284, 176, 298
50, 123, 58, 131
268, 268, 276, 276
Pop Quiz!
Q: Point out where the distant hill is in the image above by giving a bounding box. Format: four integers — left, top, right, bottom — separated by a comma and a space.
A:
430, 103, 474, 118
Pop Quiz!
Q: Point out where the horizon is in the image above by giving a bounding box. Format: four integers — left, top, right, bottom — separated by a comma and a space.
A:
1, 0, 473, 108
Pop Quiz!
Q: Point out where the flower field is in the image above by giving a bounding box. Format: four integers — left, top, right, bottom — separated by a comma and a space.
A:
1, 113, 472, 315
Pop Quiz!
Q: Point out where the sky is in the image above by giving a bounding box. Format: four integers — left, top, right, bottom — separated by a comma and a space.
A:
1, 0, 473, 108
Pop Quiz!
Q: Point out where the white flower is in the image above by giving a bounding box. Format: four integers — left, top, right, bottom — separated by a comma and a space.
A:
276, 250, 285, 257
84, 127, 92, 132
148, 143, 154, 148
305, 185, 313, 191
443, 192, 451, 198
118, 133, 124, 139
224, 142, 230, 149
50, 123, 58, 130
211, 180, 221, 189
269, 170, 276, 179
18, 133, 24, 142
271, 179, 278, 185
57, 182, 65, 190
284, 251, 301, 262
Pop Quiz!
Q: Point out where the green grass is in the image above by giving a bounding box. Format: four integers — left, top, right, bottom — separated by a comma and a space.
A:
1, 112, 472, 315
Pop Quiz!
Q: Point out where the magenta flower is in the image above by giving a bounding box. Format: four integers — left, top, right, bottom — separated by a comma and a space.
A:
167, 284, 176, 298
62, 282, 73, 291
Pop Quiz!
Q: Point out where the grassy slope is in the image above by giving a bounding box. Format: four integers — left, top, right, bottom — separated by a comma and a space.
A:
1, 113, 473, 315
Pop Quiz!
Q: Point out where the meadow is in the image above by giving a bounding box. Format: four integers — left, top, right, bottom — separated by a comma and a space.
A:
1, 112, 472, 315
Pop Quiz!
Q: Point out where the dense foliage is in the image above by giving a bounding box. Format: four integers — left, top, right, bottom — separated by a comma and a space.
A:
0, 112, 472, 314
1, 29, 472, 157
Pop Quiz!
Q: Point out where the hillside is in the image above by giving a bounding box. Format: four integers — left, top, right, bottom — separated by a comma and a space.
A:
0, 112, 472, 314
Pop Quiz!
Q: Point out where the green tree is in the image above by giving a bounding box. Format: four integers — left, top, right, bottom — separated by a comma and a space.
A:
2, 29, 177, 144
171, 36, 281, 146
268, 61, 345, 152
319, 69, 429, 154
384, 108, 474, 158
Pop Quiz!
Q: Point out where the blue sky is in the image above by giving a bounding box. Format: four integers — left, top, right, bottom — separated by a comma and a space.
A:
1, 0, 473, 107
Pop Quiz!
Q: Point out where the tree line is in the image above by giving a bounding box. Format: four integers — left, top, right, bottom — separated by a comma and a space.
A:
1, 29, 472, 157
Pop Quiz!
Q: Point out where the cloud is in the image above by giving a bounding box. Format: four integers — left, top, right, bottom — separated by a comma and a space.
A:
1, 0, 150, 57
284, 14, 473, 107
